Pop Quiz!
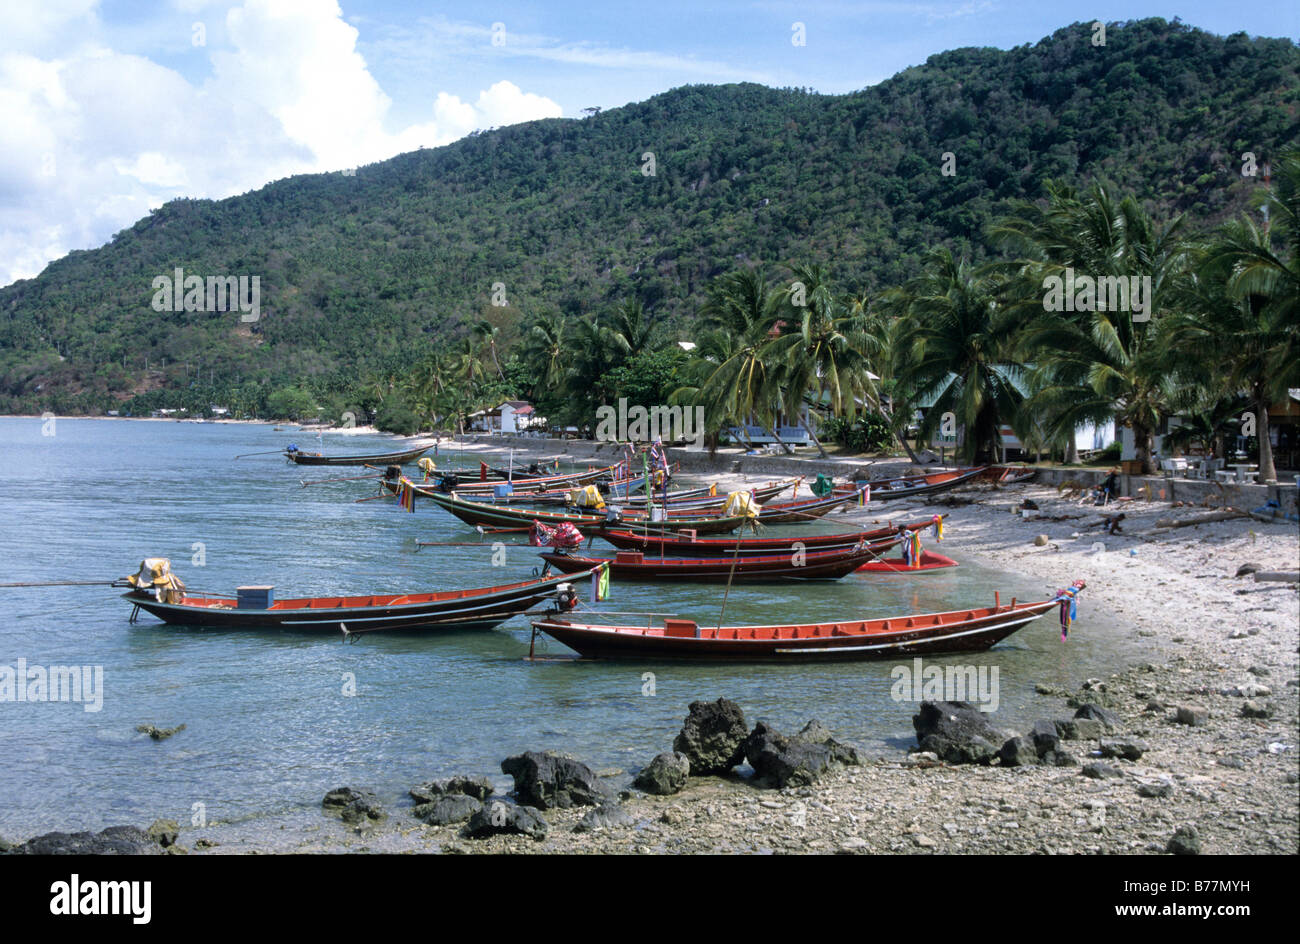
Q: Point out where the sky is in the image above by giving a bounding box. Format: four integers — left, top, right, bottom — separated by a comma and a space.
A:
1, 0, 1296, 288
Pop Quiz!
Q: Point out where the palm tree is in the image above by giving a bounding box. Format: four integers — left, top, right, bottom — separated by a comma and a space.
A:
607, 298, 658, 363
687, 268, 786, 450
993, 182, 1191, 472
520, 311, 570, 394
888, 248, 1025, 464
1168, 218, 1298, 480
767, 263, 882, 458
1184, 149, 1300, 481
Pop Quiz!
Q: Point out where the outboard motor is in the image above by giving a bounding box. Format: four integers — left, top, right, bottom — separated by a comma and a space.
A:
596, 481, 611, 496
383, 465, 401, 481
554, 583, 579, 612
528, 462, 542, 476
439, 473, 460, 493
604, 507, 622, 526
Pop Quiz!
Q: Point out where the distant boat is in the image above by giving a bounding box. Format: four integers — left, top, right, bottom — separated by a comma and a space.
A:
285, 443, 431, 466
837, 467, 985, 501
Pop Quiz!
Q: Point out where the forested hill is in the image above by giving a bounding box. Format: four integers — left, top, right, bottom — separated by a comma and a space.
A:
2, 17, 1297, 415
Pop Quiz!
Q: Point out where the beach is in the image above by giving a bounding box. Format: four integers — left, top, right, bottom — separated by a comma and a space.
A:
118, 439, 1297, 856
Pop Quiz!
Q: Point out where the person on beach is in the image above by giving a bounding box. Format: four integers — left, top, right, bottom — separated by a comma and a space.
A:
1095, 467, 1119, 505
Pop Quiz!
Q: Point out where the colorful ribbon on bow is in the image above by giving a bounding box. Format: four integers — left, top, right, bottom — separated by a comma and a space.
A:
932, 514, 943, 541
1056, 581, 1084, 640
397, 477, 416, 513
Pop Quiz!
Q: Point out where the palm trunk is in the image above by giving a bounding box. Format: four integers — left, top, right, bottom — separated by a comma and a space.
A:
1256, 396, 1275, 482
799, 414, 827, 459
1133, 421, 1155, 474
1064, 437, 1079, 465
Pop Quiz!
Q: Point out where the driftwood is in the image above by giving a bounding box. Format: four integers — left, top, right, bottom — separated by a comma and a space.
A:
1254, 571, 1300, 584
1155, 510, 1248, 529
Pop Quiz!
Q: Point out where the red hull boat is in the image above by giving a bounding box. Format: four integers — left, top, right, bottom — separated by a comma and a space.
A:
595, 515, 946, 556
539, 536, 903, 582
530, 584, 1084, 662
836, 467, 985, 501
122, 566, 597, 634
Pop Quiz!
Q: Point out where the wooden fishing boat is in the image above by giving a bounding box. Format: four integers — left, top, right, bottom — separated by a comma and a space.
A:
422, 489, 751, 535
981, 465, 1038, 485
854, 550, 957, 573
539, 536, 903, 582
837, 466, 985, 502
287, 443, 431, 466
488, 479, 800, 511
529, 583, 1085, 662
122, 567, 597, 634
394, 464, 611, 496
755, 487, 866, 523
595, 515, 946, 556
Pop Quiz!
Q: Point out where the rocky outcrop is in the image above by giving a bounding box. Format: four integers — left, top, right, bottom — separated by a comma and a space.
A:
574, 804, 634, 833
6, 825, 165, 855
500, 752, 606, 809
136, 723, 186, 741
742, 720, 863, 788
464, 800, 548, 840
414, 794, 483, 826
322, 787, 387, 825
633, 752, 690, 795
410, 776, 494, 804
912, 701, 1003, 765
673, 698, 749, 775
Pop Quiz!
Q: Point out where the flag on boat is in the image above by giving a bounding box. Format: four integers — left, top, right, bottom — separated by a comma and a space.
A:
397, 477, 417, 513
932, 514, 943, 540
591, 563, 611, 602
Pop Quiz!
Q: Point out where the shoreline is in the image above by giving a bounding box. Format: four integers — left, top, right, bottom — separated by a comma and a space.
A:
5, 443, 1296, 855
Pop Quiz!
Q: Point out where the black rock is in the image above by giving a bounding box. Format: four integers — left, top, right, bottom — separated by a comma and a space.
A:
414, 794, 482, 826
1081, 761, 1124, 780
633, 752, 690, 795
1098, 737, 1148, 761
743, 722, 833, 788
1046, 749, 1078, 767
1031, 720, 1061, 758
146, 819, 179, 848
574, 804, 635, 833
1138, 781, 1175, 798
1167, 825, 1201, 855
322, 787, 387, 825
1072, 704, 1121, 732
1175, 706, 1208, 726
464, 800, 548, 840
1240, 700, 1272, 719
912, 701, 1002, 765
410, 775, 494, 804
136, 723, 186, 741
998, 736, 1040, 767
8, 825, 163, 855
797, 720, 865, 766
500, 751, 606, 809
672, 698, 749, 775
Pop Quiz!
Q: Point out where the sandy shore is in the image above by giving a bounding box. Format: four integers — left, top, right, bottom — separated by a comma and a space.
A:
9, 443, 1297, 855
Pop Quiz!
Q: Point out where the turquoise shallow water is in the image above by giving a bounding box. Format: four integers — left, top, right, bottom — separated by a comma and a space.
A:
0, 417, 1148, 837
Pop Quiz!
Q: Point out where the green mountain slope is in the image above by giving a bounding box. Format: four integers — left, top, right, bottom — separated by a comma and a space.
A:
2, 17, 1297, 414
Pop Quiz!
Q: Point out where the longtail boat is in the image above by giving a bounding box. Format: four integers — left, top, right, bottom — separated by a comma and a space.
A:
838, 466, 985, 502
489, 478, 800, 511
595, 515, 947, 556
755, 487, 867, 523
539, 536, 903, 582
980, 465, 1038, 485
118, 559, 598, 634
422, 489, 751, 535
286, 443, 432, 466
393, 464, 611, 496
530, 582, 1085, 662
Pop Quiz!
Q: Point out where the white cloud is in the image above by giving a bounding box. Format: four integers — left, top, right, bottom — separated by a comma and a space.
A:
0, 0, 564, 286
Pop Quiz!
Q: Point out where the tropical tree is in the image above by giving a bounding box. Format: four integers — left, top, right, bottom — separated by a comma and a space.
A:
888, 248, 1026, 464
767, 263, 882, 458
993, 182, 1191, 472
